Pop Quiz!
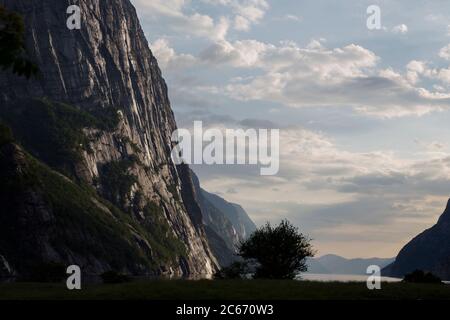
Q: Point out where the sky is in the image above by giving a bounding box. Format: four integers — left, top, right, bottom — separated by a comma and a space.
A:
130, 0, 450, 258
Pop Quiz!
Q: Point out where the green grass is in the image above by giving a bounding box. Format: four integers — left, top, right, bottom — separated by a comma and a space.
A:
1, 280, 450, 300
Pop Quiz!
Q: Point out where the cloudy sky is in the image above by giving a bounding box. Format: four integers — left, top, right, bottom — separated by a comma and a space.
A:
131, 0, 450, 258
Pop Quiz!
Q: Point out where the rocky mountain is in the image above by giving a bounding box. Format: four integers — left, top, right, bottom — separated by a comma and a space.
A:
0, 136, 179, 277
307, 254, 394, 275
0, 0, 255, 278
190, 171, 257, 266
202, 190, 257, 242
383, 199, 450, 280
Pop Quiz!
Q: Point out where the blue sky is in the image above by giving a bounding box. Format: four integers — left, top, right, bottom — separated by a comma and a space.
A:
131, 0, 450, 258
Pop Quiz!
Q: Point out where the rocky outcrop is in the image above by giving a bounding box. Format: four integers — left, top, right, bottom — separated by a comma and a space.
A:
383, 199, 450, 280
0, 0, 218, 277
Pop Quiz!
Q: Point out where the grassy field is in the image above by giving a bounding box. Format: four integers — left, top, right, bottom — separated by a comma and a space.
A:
1, 280, 450, 300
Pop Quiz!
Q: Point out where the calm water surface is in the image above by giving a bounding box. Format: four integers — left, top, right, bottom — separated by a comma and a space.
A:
300, 273, 401, 282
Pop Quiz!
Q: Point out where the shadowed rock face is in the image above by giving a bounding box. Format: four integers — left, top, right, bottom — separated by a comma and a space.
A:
0, 0, 218, 277
190, 170, 257, 267
383, 199, 450, 280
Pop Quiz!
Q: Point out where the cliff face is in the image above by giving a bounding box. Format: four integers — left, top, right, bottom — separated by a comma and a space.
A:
0, 0, 217, 277
190, 170, 257, 266
0, 141, 175, 278
383, 199, 450, 280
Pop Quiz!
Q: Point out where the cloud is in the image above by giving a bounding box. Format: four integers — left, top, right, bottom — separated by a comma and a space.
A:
132, 0, 230, 40
153, 37, 450, 118
142, 3, 450, 119
173, 95, 450, 257
202, 0, 269, 31
150, 38, 197, 70
392, 24, 408, 34
210, 41, 450, 118
405, 58, 450, 86
283, 14, 302, 22
439, 44, 450, 60
194, 123, 450, 256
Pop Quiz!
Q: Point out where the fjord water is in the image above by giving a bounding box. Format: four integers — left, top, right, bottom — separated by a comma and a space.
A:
301, 273, 401, 282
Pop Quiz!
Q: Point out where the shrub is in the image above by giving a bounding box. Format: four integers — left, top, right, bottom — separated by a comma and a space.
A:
403, 270, 442, 284
238, 220, 315, 279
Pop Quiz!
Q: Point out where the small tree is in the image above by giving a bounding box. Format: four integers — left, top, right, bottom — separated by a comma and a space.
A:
238, 220, 314, 279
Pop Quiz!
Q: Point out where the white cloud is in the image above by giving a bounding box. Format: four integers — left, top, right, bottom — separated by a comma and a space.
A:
392, 24, 408, 34
406, 60, 427, 84
439, 44, 450, 60
209, 41, 450, 117
234, 15, 251, 31
156, 37, 450, 118
132, 0, 230, 40
283, 14, 302, 22
201, 0, 269, 31
150, 38, 197, 70
405, 57, 450, 86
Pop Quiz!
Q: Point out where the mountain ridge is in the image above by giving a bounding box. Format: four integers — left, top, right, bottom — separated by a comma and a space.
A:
308, 254, 394, 275
383, 199, 450, 280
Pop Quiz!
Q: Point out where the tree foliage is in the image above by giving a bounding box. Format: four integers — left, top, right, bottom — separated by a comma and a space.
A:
238, 220, 315, 279
403, 270, 442, 284
0, 5, 38, 78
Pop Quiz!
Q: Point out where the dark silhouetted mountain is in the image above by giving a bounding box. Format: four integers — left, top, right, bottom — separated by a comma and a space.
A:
383, 199, 450, 280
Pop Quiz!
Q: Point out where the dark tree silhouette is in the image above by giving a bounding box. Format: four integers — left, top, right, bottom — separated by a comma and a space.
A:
238, 220, 314, 279
0, 5, 38, 78
403, 270, 442, 284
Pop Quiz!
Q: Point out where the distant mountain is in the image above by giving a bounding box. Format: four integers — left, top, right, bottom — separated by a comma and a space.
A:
307, 254, 394, 275
383, 199, 450, 280
190, 171, 257, 267
306, 257, 331, 274
202, 191, 257, 241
